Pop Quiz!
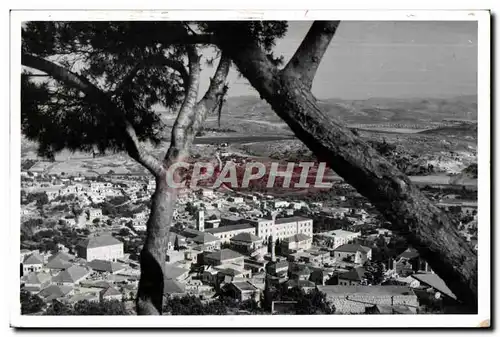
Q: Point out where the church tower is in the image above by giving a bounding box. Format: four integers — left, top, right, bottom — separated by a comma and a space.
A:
196, 209, 205, 232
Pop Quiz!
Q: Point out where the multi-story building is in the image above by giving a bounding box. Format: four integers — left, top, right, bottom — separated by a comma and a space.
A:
204, 249, 245, 267
76, 234, 124, 261
205, 223, 256, 244
392, 247, 432, 276
191, 232, 221, 251
227, 281, 261, 303
318, 229, 361, 249
230, 232, 263, 251
248, 216, 313, 242
333, 244, 372, 265
196, 210, 205, 232
280, 233, 313, 254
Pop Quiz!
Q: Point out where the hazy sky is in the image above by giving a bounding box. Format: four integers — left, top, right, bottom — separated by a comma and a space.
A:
199, 21, 477, 100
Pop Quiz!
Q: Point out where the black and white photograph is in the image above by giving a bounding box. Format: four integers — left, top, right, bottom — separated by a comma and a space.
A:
9, 9, 491, 328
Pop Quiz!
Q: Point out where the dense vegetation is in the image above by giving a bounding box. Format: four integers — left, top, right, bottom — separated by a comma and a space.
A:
22, 192, 49, 207
266, 285, 335, 315
44, 299, 128, 315
463, 163, 478, 179
20, 289, 45, 314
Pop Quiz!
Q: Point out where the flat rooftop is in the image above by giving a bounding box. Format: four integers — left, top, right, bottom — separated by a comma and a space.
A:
317, 285, 415, 296
318, 229, 360, 238
274, 216, 312, 224
206, 223, 254, 234
232, 281, 258, 292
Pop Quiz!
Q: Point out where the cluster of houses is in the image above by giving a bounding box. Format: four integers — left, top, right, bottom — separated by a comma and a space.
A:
21, 234, 135, 306
21, 172, 154, 206
20, 173, 461, 315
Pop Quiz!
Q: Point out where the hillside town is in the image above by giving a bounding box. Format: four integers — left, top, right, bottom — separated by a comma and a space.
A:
20, 162, 478, 315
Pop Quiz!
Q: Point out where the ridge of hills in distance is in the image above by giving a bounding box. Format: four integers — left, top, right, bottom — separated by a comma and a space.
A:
21, 95, 478, 175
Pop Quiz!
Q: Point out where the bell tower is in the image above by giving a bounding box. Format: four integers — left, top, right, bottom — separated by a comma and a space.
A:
196, 209, 205, 232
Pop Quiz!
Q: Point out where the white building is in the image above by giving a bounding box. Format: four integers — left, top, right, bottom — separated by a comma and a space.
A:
290, 201, 307, 210
146, 179, 156, 192
76, 235, 124, 261
230, 232, 264, 254
319, 229, 361, 249
205, 223, 256, 244
200, 189, 214, 197
281, 233, 313, 253
333, 244, 372, 264
22, 252, 44, 275
273, 200, 289, 209
61, 183, 88, 196
249, 216, 313, 242
88, 208, 102, 221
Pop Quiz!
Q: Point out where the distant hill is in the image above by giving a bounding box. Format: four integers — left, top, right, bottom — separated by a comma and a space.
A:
22, 94, 478, 157
223, 95, 477, 127
450, 163, 478, 185
419, 123, 477, 138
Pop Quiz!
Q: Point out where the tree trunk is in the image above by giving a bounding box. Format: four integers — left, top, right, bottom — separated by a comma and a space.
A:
22, 49, 231, 315
220, 41, 478, 309
136, 174, 178, 315
135, 51, 230, 315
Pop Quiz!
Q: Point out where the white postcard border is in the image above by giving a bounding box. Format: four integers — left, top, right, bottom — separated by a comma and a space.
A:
9, 9, 491, 328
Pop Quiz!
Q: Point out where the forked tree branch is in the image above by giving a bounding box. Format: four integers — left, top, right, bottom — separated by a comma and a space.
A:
137, 46, 223, 316
21, 53, 163, 176
217, 23, 478, 309
282, 21, 340, 89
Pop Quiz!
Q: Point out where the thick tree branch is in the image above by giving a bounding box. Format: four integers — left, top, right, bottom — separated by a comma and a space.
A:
21, 53, 163, 176
199, 54, 231, 105
114, 54, 190, 95
282, 21, 340, 89
193, 53, 231, 131
218, 35, 478, 310
163, 45, 202, 165
137, 46, 218, 315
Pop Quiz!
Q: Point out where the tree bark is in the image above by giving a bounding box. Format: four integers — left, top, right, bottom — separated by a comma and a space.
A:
218, 31, 477, 309
135, 47, 202, 315
282, 21, 340, 89
136, 49, 231, 315
22, 50, 231, 315
136, 179, 179, 315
